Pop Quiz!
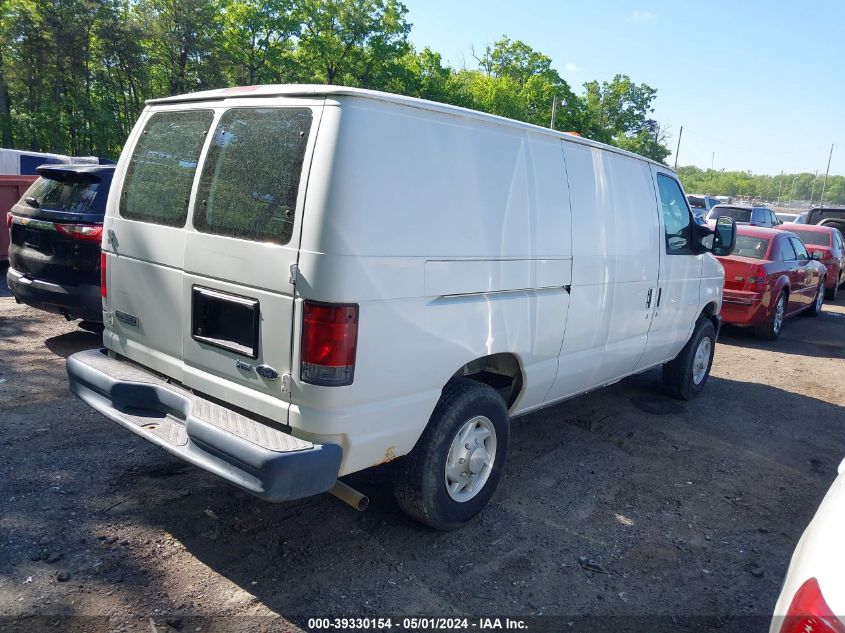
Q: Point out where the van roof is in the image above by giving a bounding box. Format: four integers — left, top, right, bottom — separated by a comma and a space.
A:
147, 84, 671, 170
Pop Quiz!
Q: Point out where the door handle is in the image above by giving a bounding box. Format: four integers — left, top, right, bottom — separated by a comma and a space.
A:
656, 288, 663, 307
646, 288, 653, 308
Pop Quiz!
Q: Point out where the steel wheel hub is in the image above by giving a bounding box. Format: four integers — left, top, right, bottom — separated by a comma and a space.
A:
692, 337, 711, 385
445, 415, 497, 502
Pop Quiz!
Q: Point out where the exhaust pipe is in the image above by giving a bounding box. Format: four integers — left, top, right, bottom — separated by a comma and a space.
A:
330, 480, 369, 511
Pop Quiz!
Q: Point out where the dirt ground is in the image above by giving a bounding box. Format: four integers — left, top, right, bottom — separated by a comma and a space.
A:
1, 264, 844, 633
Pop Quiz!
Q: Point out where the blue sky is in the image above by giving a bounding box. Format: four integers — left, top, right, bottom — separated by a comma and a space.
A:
401, 0, 844, 176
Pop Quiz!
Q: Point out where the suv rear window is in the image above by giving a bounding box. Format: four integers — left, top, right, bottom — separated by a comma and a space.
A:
709, 207, 751, 223
194, 108, 312, 245
120, 110, 213, 226
23, 175, 99, 214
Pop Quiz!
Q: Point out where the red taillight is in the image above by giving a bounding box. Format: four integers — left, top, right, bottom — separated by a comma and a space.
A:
100, 252, 107, 300
54, 223, 103, 242
300, 301, 358, 386
746, 265, 767, 290
778, 577, 845, 633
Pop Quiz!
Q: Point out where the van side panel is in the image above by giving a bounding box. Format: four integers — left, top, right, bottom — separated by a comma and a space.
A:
546, 143, 660, 402
295, 98, 572, 475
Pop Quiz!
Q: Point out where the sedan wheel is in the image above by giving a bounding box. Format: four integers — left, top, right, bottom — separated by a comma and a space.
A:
808, 280, 824, 317
755, 292, 786, 340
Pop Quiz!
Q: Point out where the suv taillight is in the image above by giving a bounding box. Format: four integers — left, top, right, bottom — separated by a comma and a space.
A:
54, 223, 103, 242
300, 301, 358, 386
100, 252, 107, 300
778, 577, 845, 633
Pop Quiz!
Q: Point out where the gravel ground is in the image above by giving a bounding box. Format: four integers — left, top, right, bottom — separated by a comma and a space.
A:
1, 264, 844, 633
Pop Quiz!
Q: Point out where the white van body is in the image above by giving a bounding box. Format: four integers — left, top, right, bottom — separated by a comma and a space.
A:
67, 85, 726, 528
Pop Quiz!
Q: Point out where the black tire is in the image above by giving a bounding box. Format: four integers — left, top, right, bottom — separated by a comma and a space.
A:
824, 281, 837, 301
808, 279, 825, 317
78, 320, 104, 334
662, 318, 716, 401
393, 377, 509, 530
754, 291, 786, 340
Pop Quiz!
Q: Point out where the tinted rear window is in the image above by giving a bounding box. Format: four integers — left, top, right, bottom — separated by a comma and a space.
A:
120, 110, 213, 226
22, 176, 99, 214
687, 196, 706, 209
732, 235, 769, 259
710, 207, 751, 222
194, 108, 312, 245
788, 229, 830, 247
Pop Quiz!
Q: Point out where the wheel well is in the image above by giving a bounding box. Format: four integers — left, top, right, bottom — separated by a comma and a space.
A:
700, 302, 719, 331
451, 353, 523, 410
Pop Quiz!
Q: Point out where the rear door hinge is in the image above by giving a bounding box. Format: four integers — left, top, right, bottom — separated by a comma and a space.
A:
289, 264, 298, 285
281, 373, 292, 394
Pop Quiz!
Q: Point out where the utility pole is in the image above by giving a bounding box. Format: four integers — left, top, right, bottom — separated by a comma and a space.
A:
708, 152, 715, 195
787, 173, 798, 205
809, 170, 819, 206
819, 144, 835, 208
550, 95, 558, 130
673, 125, 683, 170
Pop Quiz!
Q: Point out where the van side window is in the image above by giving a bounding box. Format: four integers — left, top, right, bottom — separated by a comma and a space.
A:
194, 108, 312, 245
120, 111, 213, 226
656, 174, 692, 254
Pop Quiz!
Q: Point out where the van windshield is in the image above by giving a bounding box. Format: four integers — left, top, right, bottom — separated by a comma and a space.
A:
709, 207, 751, 223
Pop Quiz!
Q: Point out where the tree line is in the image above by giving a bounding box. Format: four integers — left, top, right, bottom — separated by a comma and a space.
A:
0, 0, 669, 163
678, 166, 845, 206
4, 0, 840, 205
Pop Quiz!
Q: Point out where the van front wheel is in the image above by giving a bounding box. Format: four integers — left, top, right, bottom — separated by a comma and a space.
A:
393, 378, 509, 530
662, 318, 716, 401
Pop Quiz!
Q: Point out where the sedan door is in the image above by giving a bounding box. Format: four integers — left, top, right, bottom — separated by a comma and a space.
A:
788, 237, 819, 308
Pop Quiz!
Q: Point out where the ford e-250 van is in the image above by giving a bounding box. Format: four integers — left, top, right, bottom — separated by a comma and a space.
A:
67, 85, 736, 530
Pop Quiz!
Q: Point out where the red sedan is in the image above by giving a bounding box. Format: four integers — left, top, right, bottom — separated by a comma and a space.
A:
776, 222, 845, 300
717, 226, 828, 340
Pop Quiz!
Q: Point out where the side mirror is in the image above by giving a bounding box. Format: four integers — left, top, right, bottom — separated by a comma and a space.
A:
811, 250, 824, 261
711, 216, 736, 256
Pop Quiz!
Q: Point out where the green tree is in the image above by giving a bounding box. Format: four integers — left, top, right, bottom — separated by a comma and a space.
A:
220, 0, 298, 85
294, 0, 410, 86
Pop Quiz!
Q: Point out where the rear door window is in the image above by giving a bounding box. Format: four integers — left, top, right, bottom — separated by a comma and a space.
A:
120, 110, 213, 226
194, 108, 312, 245
781, 238, 797, 261
790, 237, 809, 261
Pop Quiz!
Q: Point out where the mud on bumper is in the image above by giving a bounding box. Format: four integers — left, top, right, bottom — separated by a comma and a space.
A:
67, 349, 342, 502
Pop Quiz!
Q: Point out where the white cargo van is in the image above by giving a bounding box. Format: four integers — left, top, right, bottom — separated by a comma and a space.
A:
67, 85, 735, 530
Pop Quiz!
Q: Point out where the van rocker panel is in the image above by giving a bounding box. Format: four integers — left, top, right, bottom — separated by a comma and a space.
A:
66, 349, 342, 502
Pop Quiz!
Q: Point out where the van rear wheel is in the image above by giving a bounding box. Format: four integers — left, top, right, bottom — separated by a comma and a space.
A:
662, 318, 716, 401
393, 378, 509, 530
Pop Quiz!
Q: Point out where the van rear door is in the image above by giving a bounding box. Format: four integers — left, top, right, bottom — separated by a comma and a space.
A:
104, 100, 322, 423
104, 108, 215, 384
181, 103, 320, 422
